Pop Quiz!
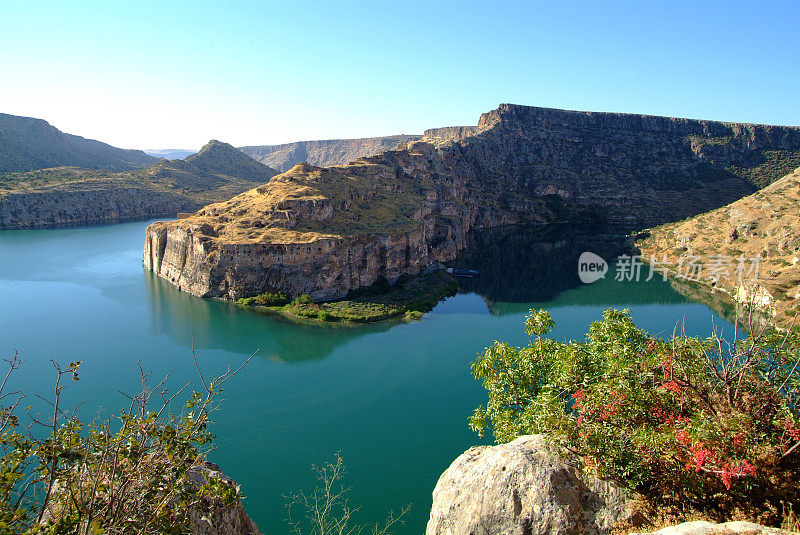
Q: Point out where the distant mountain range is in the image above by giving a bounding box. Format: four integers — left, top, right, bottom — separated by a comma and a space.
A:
144, 149, 197, 160
238, 128, 478, 172
0, 131, 277, 228
239, 135, 422, 172
0, 113, 158, 173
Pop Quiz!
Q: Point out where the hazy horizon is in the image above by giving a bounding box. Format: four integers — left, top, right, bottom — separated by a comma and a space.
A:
3, 1, 799, 150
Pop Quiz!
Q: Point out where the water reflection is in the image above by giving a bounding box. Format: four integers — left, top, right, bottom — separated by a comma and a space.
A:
143, 224, 733, 362
451, 224, 685, 310
145, 272, 396, 363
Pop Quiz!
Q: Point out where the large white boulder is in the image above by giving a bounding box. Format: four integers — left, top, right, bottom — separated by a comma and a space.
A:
426, 434, 635, 535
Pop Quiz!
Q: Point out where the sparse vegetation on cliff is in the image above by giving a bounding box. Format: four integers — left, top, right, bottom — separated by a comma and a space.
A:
237, 270, 458, 323
637, 166, 800, 326
470, 308, 800, 527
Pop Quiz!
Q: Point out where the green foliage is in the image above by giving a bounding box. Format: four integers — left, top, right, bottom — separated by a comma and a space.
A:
0, 351, 254, 534
292, 294, 315, 306
470, 309, 800, 518
237, 290, 290, 307
264, 271, 458, 324
726, 149, 800, 189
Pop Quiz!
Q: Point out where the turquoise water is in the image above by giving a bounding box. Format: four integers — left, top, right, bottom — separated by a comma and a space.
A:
0, 220, 734, 533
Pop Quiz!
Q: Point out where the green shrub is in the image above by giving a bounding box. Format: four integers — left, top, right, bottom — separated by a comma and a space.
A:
253, 291, 290, 306
238, 291, 290, 307
0, 352, 254, 534
470, 309, 800, 520
291, 294, 314, 306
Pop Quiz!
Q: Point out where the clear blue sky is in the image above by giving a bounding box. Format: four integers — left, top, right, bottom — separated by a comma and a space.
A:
2, 0, 798, 150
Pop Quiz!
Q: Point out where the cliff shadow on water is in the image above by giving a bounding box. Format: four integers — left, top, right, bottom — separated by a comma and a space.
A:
450, 224, 688, 314
144, 271, 396, 363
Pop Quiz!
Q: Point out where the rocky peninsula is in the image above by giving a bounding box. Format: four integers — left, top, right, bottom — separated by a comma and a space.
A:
144, 104, 800, 302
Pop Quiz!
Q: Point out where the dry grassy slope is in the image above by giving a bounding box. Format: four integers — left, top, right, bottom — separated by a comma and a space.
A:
154, 151, 436, 245
637, 167, 800, 323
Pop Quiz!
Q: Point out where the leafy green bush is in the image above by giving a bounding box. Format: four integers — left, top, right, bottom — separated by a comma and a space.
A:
470, 309, 800, 521
291, 294, 314, 306
237, 291, 290, 307
0, 351, 254, 534
254, 291, 290, 306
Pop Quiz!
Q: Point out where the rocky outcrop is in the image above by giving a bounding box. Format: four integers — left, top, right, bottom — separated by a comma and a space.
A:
145, 104, 800, 301
0, 113, 157, 173
630, 521, 797, 535
426, 435, 635, 535
187, 463, 262, 535
422, 125, 479, 142
239, 135, 421, 172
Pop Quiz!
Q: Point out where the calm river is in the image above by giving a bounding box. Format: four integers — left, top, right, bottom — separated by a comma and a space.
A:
0, 220, 733, 533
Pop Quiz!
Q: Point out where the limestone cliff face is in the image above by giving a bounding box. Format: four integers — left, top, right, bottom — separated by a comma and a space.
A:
422, 125, 478, 143
145, 104, 800, 301
144, 142, 522, 300
239, 135, 421, 172
0, 183, 200, 228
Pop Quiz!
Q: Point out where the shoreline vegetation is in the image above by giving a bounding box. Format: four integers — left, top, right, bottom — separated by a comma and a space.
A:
469, 308, 800, 530
236, 269, 458, 323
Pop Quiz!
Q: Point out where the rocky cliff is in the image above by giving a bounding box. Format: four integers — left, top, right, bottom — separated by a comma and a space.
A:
0, 180, 199, 228
0, 113, 158, 173
144, 104, 800, 301
425, 436, 797, 535
422, 125, 478, 142
239, 135, 421, 172
0, 141, 277, 228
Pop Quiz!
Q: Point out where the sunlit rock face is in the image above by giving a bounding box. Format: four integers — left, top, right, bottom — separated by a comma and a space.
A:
144, 104, 800, 300
425, 435, 636, 535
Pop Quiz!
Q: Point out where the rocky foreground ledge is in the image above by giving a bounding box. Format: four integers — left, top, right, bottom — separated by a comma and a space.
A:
426, 435, 797, 535
144, 104, 800, 301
